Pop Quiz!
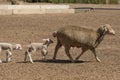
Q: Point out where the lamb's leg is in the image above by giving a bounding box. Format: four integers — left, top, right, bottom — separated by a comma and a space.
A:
53, 41, 62, 60
28, 52, 33, 63
91, 49, 101, 62
65, 46, 74, 62
41, 50, 48, 61
6, 50, 12, 63
41, 52, 47, 61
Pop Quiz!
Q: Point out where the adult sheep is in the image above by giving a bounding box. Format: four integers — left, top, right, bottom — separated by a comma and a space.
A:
53, 24, 115, 62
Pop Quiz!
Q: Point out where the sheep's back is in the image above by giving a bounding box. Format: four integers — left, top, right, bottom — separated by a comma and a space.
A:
57, 26, 97, 46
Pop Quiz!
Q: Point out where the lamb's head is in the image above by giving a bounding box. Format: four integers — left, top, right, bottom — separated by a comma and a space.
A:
97, 24, 115, 35
43, 38, 53, 45
15, 44, 22, 50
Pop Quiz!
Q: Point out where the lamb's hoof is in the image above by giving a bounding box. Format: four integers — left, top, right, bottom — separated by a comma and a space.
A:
42, 59, 47, 62
30, 61, 33, 63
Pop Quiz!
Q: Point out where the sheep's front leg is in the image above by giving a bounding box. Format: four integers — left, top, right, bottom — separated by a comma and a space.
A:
53, 41, 62, 60
65, 46, 74, 62
91, 49, 101, 62
6, 50, 12, 63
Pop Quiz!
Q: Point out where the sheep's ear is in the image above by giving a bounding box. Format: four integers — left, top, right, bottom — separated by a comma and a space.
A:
97, 26, 103, 32
102, 25, 108, 31
103, 24, 115, 35
97, 26, 106, 34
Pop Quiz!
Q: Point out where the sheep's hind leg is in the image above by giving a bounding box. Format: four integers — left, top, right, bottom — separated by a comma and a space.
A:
65, 47, 74, 63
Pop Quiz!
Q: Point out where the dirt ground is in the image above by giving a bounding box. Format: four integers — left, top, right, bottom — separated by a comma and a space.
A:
0, 5, 120, 80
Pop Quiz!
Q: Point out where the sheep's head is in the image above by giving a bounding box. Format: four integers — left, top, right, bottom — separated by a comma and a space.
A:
102, 24, 115, 35
43, 38, 53, 45
98, 24, 115, 35
15, 44, 22, 50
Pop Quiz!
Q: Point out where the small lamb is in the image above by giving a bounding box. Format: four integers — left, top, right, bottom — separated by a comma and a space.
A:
0, 43, 22, 63
24, 38, 53, 63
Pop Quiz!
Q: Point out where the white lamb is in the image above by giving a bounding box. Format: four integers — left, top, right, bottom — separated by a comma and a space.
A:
0, 43, 22, 63
24, 38, 53, 63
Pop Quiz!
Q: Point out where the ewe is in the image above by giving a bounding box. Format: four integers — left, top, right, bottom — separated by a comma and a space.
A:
53, 24, 115, 62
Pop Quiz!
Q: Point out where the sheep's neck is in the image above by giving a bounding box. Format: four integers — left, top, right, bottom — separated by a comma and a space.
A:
94, 31, 106, 48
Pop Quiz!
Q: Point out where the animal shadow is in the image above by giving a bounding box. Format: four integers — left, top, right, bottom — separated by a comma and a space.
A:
17, 59, 92, 64
38, 59, 90, 64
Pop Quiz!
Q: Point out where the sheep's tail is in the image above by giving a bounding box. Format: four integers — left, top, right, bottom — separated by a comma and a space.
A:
53, 31, 57, 37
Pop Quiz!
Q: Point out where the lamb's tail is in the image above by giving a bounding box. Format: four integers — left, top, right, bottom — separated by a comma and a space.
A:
53, 31, 57, 37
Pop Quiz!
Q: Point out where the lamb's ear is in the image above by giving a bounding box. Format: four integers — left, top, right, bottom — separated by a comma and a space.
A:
42, 39, 49, 44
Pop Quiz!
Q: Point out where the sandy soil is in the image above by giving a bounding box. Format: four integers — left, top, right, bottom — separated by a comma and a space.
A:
0, 5, 120, 80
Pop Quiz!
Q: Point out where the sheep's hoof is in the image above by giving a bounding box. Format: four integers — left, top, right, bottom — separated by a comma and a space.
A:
96, 58, 101, 63
53, 58, 56, 61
